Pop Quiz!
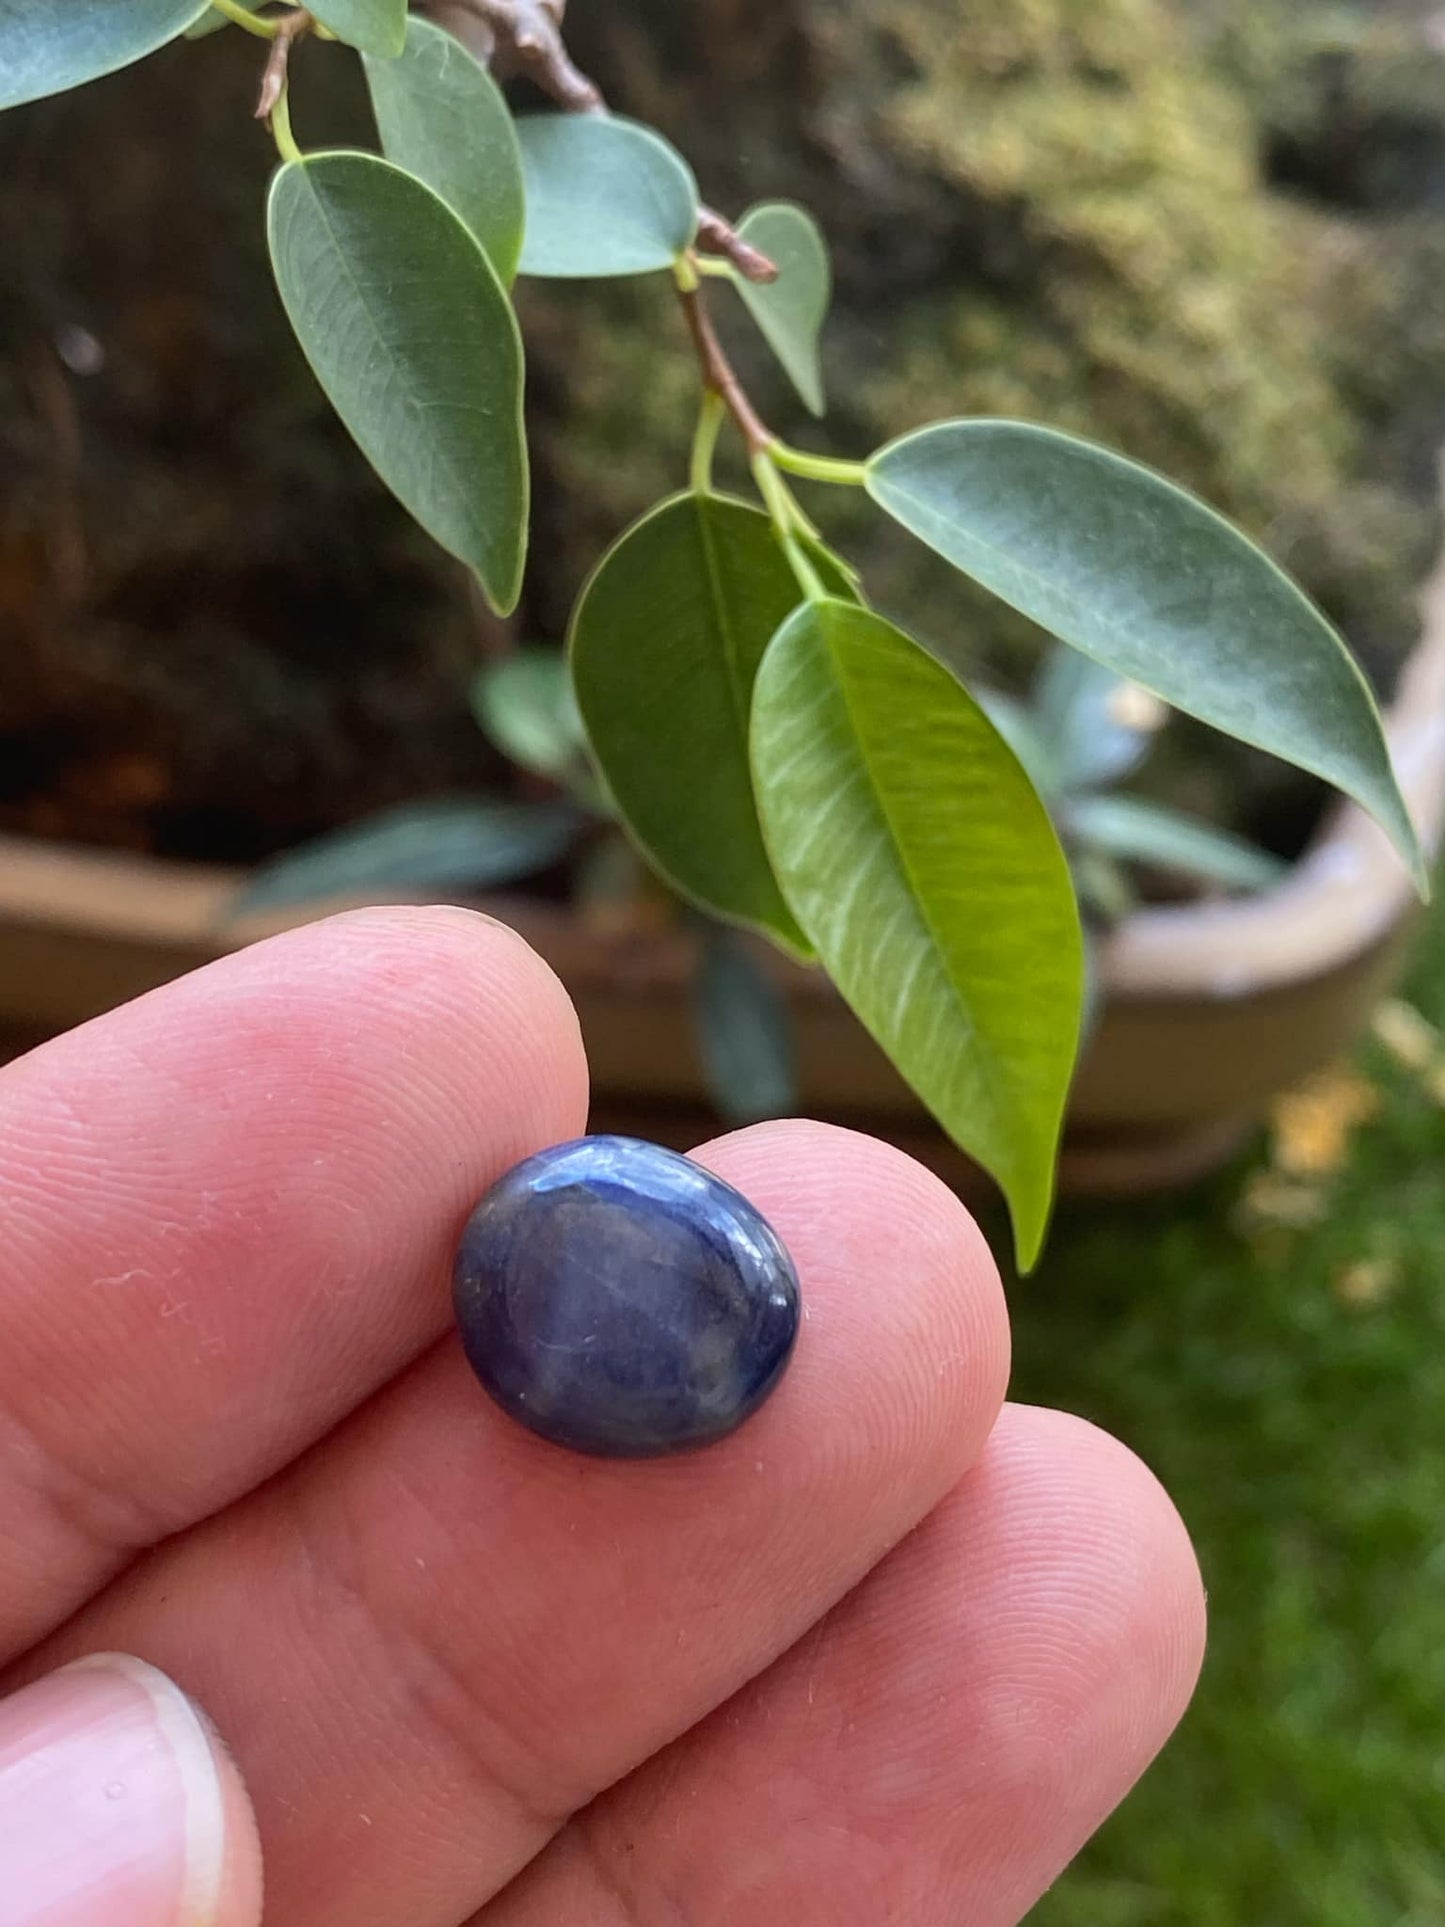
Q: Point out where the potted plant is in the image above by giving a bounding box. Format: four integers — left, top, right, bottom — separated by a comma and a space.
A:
0, 0, 1436, 1263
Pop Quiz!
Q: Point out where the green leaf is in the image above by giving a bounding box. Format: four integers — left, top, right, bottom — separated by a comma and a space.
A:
363, 15, 525, 284
692, 929, 797, 1124
1035, 649, 1156, 794
974, 687, 1058, 798
1073, 849, 1136, 928
570, 492, 851, 955
268, 151, 528, 614
1, 0, 211, 107
310, 0, 405, 56
1067, 793, 1286, 893
184, 8, 238, 39
733, 202, 831, 416
234, 798, 582, 912
515, 114, 699, 277
867, 420, 1425, 890
472, 650, 591, 787
750, 598, 1084, 1268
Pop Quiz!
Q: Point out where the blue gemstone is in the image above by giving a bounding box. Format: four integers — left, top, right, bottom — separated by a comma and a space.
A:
452, 1135, 800, 1457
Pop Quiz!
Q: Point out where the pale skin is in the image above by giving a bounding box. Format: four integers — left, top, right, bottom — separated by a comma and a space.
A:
0, 906, 1206, 1926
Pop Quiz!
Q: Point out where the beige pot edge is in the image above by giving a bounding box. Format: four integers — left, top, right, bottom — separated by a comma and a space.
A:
1, 547, 1443, 1201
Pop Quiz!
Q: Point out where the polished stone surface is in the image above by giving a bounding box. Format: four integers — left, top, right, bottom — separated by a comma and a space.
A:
453, 1135, 800, 1457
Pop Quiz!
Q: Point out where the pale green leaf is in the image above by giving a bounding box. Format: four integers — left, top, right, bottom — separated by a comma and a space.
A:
1073, 849, 1136, 927
1067, 793, 1286, 893
1, 0, 210, 107
1035, 648, 1155, 793
867, 420, 1424, 889
235, 798, 581, 912
310, 0, 405, 56
751, 598, 1084, 1267
268, 151, 528, 614
570, 492, 852, 955
364, 15, 525, 283
472, 650, 589, 785
693, 930, 797, 1124
515, 114, 699, 277
733, 202, 830, 416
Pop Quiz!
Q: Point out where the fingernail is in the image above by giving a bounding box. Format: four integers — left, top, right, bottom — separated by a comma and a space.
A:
0, 1653, 262, 1927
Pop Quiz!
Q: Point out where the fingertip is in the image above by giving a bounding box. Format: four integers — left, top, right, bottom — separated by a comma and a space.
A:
984, 1405, 1208, 1736
0, 1653, 263, 1927
233, 903, 591, 1143
691, 1119, 1013, 1476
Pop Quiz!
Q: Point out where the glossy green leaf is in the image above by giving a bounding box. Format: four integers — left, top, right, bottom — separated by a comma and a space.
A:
235, 798, 582, 912
570, 492, 852, 955
471, 648, 603, 804
692, 930, 797, 1124
1067, 793, 1286, 893
1, 0, 210, 107
310, 0, 405, 56
733, 202, 830, 416
268, 152, 528, 614
364, 15, 525, 283
515, 115, 699, 277
867, 420, 1424, 889
751, 598, 1084, 1267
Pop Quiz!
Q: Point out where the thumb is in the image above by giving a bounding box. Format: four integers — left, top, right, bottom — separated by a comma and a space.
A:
0, 1653, 262, 1927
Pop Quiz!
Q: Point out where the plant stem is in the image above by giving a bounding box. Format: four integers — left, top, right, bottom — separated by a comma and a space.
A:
254, 10, 311, 125
691, 391, 726, 496
781, 529, 826, 602
677, 274, 774, 457
775, 474, 822, 541
770, 444, 870, 487
752, 451, 826, 600
211, 0, 281, 35
270, 83, 303, 162
694, 208, 778, 285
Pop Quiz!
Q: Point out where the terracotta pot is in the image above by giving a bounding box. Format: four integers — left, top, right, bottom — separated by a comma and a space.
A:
2, 539, 1443, 1205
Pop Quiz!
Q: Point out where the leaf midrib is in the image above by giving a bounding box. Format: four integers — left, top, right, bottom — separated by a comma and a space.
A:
295, 160, 502, 570
873, 460, 1392, 801
694, 500, 751, 757
818, 614, 1023, 1108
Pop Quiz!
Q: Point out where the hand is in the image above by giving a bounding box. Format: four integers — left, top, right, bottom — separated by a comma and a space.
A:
0, 908, 1204, 1927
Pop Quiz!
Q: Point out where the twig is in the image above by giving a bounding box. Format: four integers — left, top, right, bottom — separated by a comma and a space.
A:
417, 0, 602, 109
254, 9, 312, 122
694, 209, 778, 285
677, 277, 774, 457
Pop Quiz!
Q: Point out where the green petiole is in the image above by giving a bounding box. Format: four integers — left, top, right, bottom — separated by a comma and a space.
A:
769, 443, 870, 487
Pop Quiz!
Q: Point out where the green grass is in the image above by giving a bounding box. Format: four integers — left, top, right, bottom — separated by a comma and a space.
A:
1014, 900, 1445, 1925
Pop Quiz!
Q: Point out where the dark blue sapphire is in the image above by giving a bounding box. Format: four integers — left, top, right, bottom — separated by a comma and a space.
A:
452, 1135, 800, 1457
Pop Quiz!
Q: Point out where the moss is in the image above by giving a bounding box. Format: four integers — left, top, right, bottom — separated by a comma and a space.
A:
536, 0, 1444, 839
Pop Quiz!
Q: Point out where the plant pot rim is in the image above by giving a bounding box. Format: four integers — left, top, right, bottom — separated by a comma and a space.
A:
2, 480, 1444, 1010
1099, 516, 1445, 1002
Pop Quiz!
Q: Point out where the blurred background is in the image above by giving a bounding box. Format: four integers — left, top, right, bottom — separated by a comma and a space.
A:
2, 1, 1445, 1917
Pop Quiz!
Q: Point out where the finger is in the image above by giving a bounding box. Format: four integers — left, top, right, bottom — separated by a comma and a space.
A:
0, 905, 587, 1658
482, 1404, 1206, 1927
24, 1124, 1012, 1927
0, 1653, 262, 1927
